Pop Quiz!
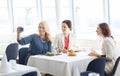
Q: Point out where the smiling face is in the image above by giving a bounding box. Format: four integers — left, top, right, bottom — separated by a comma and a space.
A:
37, 21, 51, 42
38, 23, 46, 36
62, 23, 70, 34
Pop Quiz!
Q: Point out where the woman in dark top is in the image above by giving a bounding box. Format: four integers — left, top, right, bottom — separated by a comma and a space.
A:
17, 21, 52, 55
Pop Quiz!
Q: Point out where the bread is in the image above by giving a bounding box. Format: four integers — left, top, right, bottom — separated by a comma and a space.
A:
68, 51, 76, 56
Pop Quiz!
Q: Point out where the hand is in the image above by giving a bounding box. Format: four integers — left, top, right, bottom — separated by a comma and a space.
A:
17, 26, 22, 41
88, 51, 96, 56
88, 51, 100, 57
17, 26, 22, 34
60, 49, 67, 53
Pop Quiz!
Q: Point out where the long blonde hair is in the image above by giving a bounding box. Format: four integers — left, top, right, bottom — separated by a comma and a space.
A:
38, 21, 52, 43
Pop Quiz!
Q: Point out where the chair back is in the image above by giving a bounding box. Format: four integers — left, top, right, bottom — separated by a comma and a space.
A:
22, 71, 37, 76
18, 47, 29, 65
110, 56, 120, 76
5, 43, 18, 61
86, 57, 106, 76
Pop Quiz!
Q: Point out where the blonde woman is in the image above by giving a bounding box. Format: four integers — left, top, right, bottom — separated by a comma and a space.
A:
17, 21, 52, 55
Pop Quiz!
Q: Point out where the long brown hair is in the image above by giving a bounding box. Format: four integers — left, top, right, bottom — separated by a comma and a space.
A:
99, 23, 116, 43
99, 23, 111, 37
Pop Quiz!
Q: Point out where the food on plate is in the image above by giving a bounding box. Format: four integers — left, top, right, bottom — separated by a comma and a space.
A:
68, 49, 76, 56
45, 52, 56, 56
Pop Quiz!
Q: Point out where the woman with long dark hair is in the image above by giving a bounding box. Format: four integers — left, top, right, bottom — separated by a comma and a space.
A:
88, 23, 116, 74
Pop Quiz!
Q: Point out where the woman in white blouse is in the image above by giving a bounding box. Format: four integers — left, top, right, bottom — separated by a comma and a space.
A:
53, 20, 78, 53
88, 23, 116, 74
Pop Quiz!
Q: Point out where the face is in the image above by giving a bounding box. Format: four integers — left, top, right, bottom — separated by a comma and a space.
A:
96, 26, 102, 36
62, 23, 70, 34
38, 24, 46, 35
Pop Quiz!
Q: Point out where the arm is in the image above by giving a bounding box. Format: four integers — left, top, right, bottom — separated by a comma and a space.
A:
88, 51, 101, 57
89, 38, 115, 58
68, 34, 79, 51
17, 27, 21, 41
17, 27, 34, 45
18, 35, 34, 45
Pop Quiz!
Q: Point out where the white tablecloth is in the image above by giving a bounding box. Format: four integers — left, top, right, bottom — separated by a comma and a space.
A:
27, 52, 96, 76
0, 63, 41, 76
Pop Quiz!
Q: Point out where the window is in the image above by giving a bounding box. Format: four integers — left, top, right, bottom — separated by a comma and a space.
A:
73, 0, 104, 39
55, 0, 73, 33
109, 0, 120, 36
41, 0, 57, 36
0, 0, 9, 33
1, 0, 120, 39
12, 0, 38, 34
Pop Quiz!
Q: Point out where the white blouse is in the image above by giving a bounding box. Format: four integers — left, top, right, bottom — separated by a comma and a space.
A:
53, 33, 79, 51
101, 37, 116, 74
102, 37, 116, 59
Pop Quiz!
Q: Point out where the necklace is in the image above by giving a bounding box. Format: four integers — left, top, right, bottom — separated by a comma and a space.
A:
41, 38, 46, 43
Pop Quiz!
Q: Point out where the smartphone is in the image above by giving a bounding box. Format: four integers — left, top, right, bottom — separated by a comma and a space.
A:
20, 27, 24, 32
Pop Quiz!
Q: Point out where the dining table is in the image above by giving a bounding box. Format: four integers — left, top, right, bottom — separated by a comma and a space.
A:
0, 61, 41, 76
27, 51, 96, 76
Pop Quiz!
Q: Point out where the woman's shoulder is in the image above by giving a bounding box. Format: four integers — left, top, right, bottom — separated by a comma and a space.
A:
69, 33, 76, 37
104, 37, 115, 44
104, 37, 113, 41
28, 33, 39, 38
55, 33, 63, 37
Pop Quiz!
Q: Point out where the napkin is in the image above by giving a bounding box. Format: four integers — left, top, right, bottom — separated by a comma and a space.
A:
0, 53, 12, 73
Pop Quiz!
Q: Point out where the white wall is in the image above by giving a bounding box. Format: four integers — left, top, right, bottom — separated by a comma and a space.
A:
0, 34, 17, 54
